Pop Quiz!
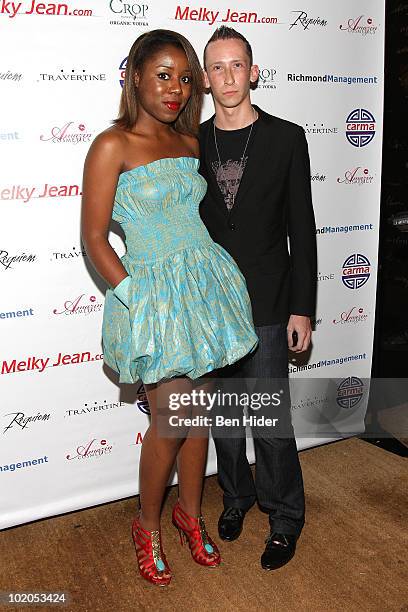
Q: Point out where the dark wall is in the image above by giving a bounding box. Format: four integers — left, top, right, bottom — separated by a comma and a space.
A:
373, 0, 408, 375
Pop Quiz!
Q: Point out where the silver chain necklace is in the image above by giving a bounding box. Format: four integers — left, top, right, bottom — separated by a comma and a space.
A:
213, 106, 257, 210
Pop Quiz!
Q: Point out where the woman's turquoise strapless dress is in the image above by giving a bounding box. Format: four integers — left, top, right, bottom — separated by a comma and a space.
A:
102, 156, 258, 384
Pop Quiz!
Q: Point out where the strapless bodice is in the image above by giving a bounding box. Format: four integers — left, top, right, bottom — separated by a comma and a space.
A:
112, 156, 212, 265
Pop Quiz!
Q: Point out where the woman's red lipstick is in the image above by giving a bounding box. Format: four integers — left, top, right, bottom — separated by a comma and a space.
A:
164, 101, 181, 111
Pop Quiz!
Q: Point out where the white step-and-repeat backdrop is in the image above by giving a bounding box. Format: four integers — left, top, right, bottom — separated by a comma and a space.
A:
0, 1, 385, 529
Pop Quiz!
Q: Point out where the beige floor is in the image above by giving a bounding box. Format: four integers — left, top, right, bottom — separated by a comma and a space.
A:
1, 437, 407, 612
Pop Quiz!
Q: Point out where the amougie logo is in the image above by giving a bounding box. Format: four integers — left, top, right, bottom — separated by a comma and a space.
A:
346, 109, 375, 147
336, 376, 364, 409
341, 253, 371, 289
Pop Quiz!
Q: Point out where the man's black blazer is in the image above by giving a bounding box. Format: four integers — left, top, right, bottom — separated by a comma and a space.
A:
199, 105, 317, 326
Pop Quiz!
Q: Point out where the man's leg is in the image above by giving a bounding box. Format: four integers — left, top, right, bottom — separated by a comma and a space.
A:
212, 368, 256, 512
211, 361, 257, 541
244, 325, 305, 540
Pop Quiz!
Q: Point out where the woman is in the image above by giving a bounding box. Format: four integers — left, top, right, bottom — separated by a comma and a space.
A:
81, 29, 258, 587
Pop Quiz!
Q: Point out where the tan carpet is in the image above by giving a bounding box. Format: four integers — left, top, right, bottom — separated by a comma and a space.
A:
1, 438, 407, 612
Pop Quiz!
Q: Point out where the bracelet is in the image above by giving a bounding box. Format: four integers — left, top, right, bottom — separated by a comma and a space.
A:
113, 275, 130, 308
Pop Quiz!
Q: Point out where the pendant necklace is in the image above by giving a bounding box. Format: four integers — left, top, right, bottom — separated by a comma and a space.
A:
213, 106, 257, 210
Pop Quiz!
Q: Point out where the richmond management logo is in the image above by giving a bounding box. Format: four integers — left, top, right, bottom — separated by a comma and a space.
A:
341, 253, 371, 289
346, 109, 375, 147
336, 376, 364, 409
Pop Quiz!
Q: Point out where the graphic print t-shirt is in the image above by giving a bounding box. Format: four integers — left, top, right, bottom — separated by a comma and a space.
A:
209, 120, 258, 211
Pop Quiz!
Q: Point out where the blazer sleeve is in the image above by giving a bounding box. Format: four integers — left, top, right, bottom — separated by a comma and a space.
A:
287, 127, 317, 317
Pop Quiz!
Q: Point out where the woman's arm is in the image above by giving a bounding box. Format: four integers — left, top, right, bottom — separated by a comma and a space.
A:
81, 130, 129, 289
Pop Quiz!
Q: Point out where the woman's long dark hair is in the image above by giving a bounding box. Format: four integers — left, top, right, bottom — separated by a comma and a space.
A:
114, 29, 203, 136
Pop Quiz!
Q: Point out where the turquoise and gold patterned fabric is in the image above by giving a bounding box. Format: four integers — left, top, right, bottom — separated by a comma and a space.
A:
102, 156, 258, 384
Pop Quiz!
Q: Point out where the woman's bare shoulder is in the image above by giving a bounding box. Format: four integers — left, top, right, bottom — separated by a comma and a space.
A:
85, 127, 130, 172
91, 126, 128, 154
180, 132, 199, 157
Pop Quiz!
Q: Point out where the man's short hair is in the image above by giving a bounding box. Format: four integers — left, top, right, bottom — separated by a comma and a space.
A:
203, 26, 253, 68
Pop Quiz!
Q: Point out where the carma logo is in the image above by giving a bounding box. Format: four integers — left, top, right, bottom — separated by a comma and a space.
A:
341, 253, 371, 289
346, 108, 375, 147
336, 376, 364, 409
119, 57, 127, 88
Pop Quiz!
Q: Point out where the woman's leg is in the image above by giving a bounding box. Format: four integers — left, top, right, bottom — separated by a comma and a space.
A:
138, 375, 219, 567
172, 378, 220, 566
176, 437, 209, 516
176, 378, 214, 516
138, 377, 193, 531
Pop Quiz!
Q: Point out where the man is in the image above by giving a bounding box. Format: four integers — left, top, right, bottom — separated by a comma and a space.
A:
199, 26, 317, 570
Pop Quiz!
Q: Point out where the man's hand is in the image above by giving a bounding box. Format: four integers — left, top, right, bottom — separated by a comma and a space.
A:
287, 315, 312, 352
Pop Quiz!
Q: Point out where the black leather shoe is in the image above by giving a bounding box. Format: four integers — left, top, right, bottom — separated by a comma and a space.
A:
218, 507, 246, 541
261, 532, 297, 570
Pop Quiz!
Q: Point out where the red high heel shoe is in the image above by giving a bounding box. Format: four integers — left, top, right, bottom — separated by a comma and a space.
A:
172, 501, 221, 567
131, 517, 172, 586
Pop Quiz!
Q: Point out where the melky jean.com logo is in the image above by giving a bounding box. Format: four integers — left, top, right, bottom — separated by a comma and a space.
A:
1, 351, 103, 374
174, 5, 278, 25
0, 183, 81, 203
0, 1, 93, 18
